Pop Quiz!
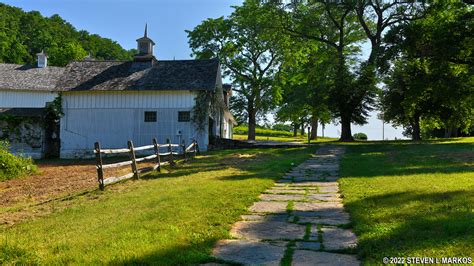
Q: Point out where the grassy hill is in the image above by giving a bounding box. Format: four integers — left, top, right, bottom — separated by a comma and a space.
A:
233, 125, 336, 142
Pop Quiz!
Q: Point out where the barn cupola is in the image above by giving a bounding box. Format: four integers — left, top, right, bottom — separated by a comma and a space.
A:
134, 24, 156, 62
37, 50, 47, 68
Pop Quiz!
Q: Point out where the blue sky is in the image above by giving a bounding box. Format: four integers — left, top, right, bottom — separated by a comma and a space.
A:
3, 0, 404, 140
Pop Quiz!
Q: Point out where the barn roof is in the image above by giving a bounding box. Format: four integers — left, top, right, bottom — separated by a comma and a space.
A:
0, 64, 65, 91
55, 59, 220, 91
0, 59, 221, 92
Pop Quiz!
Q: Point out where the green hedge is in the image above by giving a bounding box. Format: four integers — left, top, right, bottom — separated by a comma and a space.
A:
353, 132, 368, 140
0, 141, 37, 181
233, 126, 294, 137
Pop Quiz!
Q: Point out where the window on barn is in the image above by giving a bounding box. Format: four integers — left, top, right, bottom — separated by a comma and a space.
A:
144, 111, 157, 122
178, 111, 191, 122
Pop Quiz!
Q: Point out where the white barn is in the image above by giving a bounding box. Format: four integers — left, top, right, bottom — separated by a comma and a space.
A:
0, 53, 63, 158
0, 28, 235, 158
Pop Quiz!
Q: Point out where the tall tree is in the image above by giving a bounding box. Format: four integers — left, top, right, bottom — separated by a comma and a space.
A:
274, 1, 425, 141
382, 2, 473, 140
280, 1, 373, 141
276, 45, 332, 140
187, 0, 289, 140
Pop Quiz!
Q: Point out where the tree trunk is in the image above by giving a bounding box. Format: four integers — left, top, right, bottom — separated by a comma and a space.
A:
411, 115, 421, 141
453, 128, 459, 137
310, 116, 318, 140
444, 124, 457, 138
444, 127, 452, 138
247, 106, 256, 141
293, 123, 298, 137
339, 115, 353, 141
300, 122, 305, 136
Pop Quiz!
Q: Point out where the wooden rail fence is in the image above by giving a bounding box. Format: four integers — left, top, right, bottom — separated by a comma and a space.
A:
94, 138, 200, 190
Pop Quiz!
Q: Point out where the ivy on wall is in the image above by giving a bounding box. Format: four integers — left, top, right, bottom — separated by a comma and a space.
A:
45, 93, 64, 120
0, 116, 42, 147
0, 115, 24, 141
0, 94, 63, 146
191, 86, 226, 132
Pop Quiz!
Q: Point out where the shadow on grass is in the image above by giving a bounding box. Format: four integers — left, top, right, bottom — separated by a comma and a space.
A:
345, 190, 474, 262
142, 147, 318, 182
107, 238, 228, 266
106, 205, 358, 265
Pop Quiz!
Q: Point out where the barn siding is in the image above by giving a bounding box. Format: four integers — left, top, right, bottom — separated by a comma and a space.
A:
0, 90, 57, 108
63, 90, 195, 109
60, 91, 208, 158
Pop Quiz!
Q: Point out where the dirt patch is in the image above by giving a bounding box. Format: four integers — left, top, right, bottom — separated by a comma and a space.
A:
0, 158, 157, 225
0, 160, 97, 207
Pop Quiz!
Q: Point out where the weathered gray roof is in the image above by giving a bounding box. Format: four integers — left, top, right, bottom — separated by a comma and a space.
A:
0, 64, 65, 91
0, 59, 220, 92
56, 59, 220, 91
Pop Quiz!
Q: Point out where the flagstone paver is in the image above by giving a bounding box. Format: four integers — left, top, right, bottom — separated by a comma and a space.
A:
213, 240, 286, 265
295, 241, 322, 250
298, 216, 351, 225
294, 202, 344, 212
231, 221, 306, 240
265, 189, 306, 194
260, 194, 306, 201
212, 145, 360, 265
249, 201, 287, 213
306, 193, 342, 202
320, 227, 358, 250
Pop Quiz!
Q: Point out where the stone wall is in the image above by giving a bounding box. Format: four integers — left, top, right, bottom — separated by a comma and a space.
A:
0, 118, 45, 159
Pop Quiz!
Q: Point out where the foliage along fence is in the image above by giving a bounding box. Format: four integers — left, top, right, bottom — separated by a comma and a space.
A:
94, 138, 199, 190
233, 126, 295, 137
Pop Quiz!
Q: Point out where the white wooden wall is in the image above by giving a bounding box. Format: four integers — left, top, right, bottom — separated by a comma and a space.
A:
0, 90, 58, 108
60, 91, 209, 158
63, 91, 195, 109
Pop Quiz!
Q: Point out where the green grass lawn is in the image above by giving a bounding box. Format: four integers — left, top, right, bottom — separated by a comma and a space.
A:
339, 137, 474, 263
0, 147, 316, 265
2, 137, 472, 265
233, 134, 336, 143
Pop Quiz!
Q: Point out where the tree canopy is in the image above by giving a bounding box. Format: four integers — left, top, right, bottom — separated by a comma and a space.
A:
382, 2, 473, 140
187, 0, 295, 140
0, 3, 134, 66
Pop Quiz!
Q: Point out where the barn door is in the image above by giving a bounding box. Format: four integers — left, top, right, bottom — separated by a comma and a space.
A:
44, 112, 60, 158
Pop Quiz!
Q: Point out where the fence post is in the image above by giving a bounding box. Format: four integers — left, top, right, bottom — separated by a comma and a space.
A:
192, 139, 197, 157
128, 140, 139, 179
167, 138, 175, 166
182, 139, 187, 162
153, 138, 161, 172
94, 142, 105, 190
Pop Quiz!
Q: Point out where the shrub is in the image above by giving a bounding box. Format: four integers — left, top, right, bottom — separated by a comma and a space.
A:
353, 133, 368, 140
233, 125, 294, 137
272, 123, 292, 132
0, 141, 37, 181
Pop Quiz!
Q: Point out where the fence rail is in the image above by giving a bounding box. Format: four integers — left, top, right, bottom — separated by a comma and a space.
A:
94, 138, 199, 190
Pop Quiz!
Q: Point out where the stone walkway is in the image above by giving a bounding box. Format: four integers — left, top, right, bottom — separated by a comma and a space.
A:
210, 146, 360, 265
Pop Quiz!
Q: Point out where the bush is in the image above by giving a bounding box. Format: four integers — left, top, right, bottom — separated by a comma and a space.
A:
353, 133, 368, 140
0, 141, 37, 181
272, 123, 292, 132
233, 125, 294, 137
